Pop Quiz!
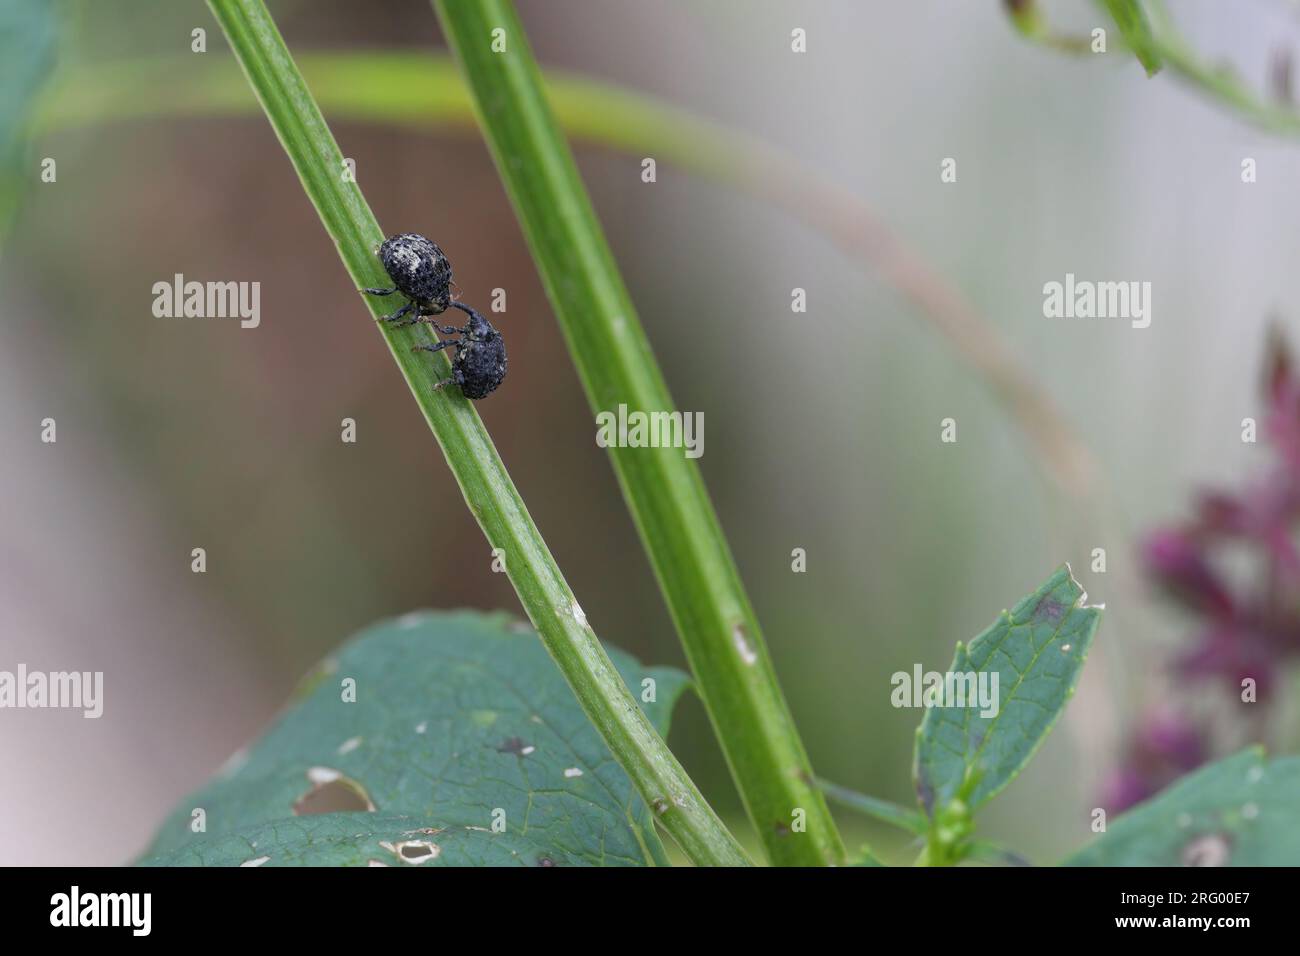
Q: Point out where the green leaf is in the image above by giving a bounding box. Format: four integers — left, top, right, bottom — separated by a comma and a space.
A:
1067, 748, 1300, 866
144, 813, 570, 867
913, 566, 1102, 817
1102, 0, 1163, 76
140, 610, 689, 867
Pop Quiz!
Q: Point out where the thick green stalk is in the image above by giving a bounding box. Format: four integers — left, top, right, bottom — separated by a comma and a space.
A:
433, 0, 845, 865
205, 0, 748, 867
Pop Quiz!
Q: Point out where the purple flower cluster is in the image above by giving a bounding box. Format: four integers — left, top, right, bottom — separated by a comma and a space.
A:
1106, 334, 1300, 811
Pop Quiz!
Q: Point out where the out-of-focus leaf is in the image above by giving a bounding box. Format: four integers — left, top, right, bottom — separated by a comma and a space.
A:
0, 0, 59, 237
140, 610, 689, 866
1067, 748, 1300, 866
1103, 0, 1163, 76
848, 846, 885, 866
1003, 0, 1045, 40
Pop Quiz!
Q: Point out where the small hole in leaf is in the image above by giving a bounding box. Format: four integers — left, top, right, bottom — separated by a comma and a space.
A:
293, 768, 375, 815
379, 839, 441, 864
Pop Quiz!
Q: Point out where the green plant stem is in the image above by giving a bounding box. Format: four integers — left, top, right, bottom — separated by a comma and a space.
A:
1009, 0, 1300, 137
205, 0, 748, 868
814, 777, 927, 835
432, 0, 845, 866
1145, 0, 1300, 135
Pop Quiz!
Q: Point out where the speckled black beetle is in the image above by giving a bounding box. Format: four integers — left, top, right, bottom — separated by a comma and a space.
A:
413, 301, 508, 400
364, 233, 452, 318
363, 233, 507, 400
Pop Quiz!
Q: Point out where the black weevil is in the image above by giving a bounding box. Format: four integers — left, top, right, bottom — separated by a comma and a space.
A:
413, 301, 508, 400
363, 233, 507, 400
364, 233, 452, 317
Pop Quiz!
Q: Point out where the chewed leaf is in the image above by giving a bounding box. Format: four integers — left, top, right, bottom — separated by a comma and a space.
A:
138, 811, 590, 868
913, 566, 1102, 817
1066, 748, 1300, 866
142, 812, 587, 867
139, 610, 689, 867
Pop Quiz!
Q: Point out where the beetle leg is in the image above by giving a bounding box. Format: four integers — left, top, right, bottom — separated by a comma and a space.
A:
414, 305, 462, 334
412, 341, 459, 354
363, 286, 397, 296
433, 367, 464, 393
378, 301, 416, 324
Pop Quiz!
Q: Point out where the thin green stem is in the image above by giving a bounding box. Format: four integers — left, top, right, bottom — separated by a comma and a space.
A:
432, 0, 845, 865
814, 777, 927, 835
1146, 0, 1300, 135
204, 0, 748, 868
1009, 0, 1300, 137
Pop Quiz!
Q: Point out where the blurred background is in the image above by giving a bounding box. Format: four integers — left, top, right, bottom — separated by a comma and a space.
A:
3, 0, 1300, 865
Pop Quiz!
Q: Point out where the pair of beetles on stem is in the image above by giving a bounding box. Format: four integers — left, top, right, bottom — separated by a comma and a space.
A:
363, 233, 507, 400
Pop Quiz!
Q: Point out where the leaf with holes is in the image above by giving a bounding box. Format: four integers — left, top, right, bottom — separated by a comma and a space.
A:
913, 566, 1102, 818
1066, 748, 1300, 866
139, 610, 689, 866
